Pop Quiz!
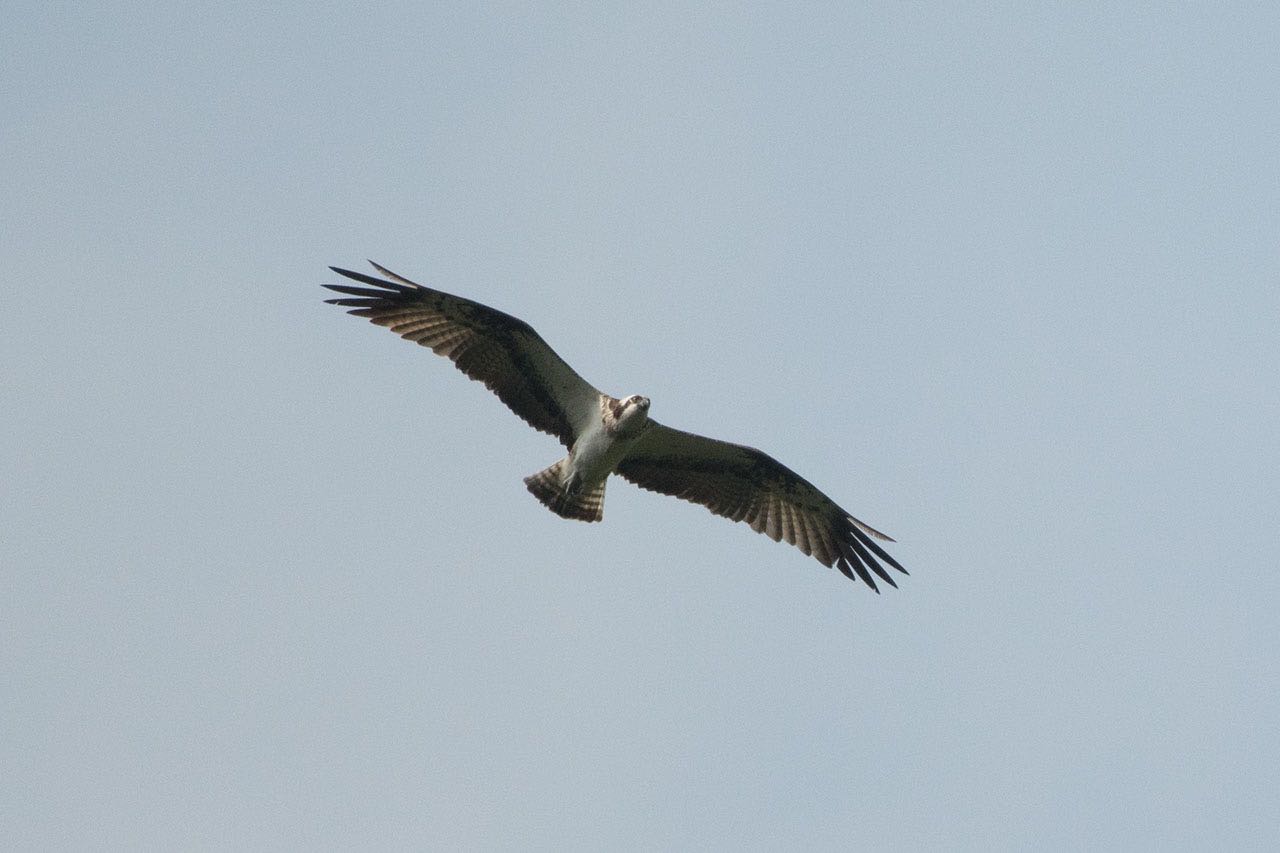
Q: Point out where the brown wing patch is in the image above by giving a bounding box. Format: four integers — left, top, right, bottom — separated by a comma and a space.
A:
324, 263, 601, 447
616, 423, 906, 592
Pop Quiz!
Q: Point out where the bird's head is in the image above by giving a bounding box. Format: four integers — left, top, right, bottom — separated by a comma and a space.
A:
614, 394, 651, 433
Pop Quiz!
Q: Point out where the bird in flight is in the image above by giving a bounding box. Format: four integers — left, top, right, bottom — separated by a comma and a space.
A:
323, 262, 907, 591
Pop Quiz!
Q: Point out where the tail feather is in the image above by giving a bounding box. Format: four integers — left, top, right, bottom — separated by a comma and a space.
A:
524, 460, 606, 522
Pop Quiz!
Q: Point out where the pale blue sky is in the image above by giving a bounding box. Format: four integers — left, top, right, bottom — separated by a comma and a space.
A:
3, 3, 1278, 849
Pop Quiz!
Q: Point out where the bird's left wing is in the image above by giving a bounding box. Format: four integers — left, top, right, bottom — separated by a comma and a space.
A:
324, 262, 601, 447
616, 422, 906, 591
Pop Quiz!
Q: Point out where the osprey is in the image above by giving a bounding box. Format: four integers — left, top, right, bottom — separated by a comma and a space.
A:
324, 262, 907, 591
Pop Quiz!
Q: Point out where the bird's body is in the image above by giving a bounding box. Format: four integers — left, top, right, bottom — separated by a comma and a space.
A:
324, 262, 907, 591
566, 396, 651, 495
525, 394, 651, 522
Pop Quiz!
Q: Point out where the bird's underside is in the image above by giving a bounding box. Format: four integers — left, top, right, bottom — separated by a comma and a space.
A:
323, 261, 907, 592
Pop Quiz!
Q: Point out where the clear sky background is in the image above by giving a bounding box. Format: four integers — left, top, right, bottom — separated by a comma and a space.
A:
3, 3, 1277, 849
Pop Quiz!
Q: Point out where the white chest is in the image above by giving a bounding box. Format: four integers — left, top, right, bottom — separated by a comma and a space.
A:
568, 420, 634, 487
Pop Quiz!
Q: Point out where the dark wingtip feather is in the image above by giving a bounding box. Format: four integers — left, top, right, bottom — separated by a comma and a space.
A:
324, 298, 387, 309
322, 283, 399, 299
367, 260, 423, 288
845, 531, 898, 588
328, 265, 365, 279
327, 266, 415, 292
849, 515, 897, 543
837, 544, 880, 592
854, 527, 909, 576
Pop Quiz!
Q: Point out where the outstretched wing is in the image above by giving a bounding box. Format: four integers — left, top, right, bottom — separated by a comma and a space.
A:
616, 422, 906, 591
323, 262, 602, 447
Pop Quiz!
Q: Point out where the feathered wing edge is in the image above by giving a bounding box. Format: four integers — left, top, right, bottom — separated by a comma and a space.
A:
616, 423, 907, 592
322, 261, 602, 447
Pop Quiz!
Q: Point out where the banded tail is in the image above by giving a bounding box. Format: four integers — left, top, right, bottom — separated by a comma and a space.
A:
524, 460, 606, 523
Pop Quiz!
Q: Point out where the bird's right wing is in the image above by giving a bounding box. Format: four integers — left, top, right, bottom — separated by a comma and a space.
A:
324, 262, 602, 447
617, 422, 906, 591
